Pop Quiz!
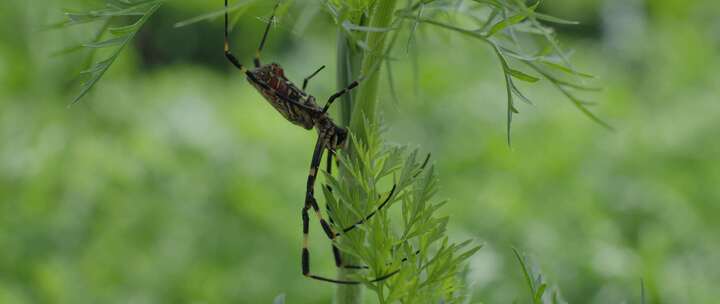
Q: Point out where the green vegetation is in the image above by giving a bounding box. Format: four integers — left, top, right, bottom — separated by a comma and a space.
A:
1, 0, 719, 303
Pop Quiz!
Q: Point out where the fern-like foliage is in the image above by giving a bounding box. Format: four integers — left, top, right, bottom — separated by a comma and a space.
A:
58, 0, 607, 140
57, 0, 164, 104
324, 121, 481, 303
323, 0, 608, 144
513, 248, 567, 304
390, 0, 610, 144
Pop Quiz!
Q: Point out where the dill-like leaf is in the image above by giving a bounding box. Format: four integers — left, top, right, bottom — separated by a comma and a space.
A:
58, 0, 163, 105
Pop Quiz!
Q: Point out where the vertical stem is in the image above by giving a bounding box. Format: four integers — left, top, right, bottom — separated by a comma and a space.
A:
336, 1, 397, 303
335, 28, 364, 304
336, 29, 362, 127
335, 0, 397, 304
349, 0, 399, 140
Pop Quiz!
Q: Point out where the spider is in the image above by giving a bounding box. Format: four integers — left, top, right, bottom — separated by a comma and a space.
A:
223, 1, 405, 284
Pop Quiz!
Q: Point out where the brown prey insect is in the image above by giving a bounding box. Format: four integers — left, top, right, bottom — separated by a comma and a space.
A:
223, 1, 404, 284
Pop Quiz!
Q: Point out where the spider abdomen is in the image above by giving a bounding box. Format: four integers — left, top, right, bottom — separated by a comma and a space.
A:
247, 64, 319, 130
246, 65, 347, 151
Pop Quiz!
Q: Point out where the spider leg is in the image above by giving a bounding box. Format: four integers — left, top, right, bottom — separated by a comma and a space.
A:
322, 78, 362, 113
332, 184, 396, 237
322, 154, 421, 270
325, 184, 421, 270
302, 138, 401, 284
343, 250, 422, 269
224, 0, 245, 71
302, 138, 358, 284
253, 3, 279, 67
335, 153, 432, 236
325, 150, 335, 225
303, 65, 326, 91
323, 150, 354, 270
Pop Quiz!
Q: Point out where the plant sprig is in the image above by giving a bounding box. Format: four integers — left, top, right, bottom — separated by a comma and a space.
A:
57, 0, 164, 104
324, 121, 480, 304
513, 248, 566, 304
392, 0, 610, 144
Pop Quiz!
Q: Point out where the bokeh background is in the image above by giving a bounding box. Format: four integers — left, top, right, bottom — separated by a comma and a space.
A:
1, 0, 719, 303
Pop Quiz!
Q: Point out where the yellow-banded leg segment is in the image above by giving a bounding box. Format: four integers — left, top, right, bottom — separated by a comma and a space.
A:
302, 139, 359, 284
224, 0, 245, 71
253, 3, 279, 68
325, 150, 336, 226
323, 80, 360, 113
303, 65, 326, 91
324, 149, 369, 270
224, 1, 278, 69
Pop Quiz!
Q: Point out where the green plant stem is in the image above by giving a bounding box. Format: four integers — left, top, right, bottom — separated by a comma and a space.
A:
336, 28, 362, 127
349, 0, 399, 140
334, 28, 364, 304
336, 1, 397, 304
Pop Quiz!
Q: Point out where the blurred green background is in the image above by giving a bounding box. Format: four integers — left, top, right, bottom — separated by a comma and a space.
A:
1, 0, 719, 303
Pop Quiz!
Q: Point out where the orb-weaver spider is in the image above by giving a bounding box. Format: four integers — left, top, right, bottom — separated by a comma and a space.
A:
223, 1, 420, 284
